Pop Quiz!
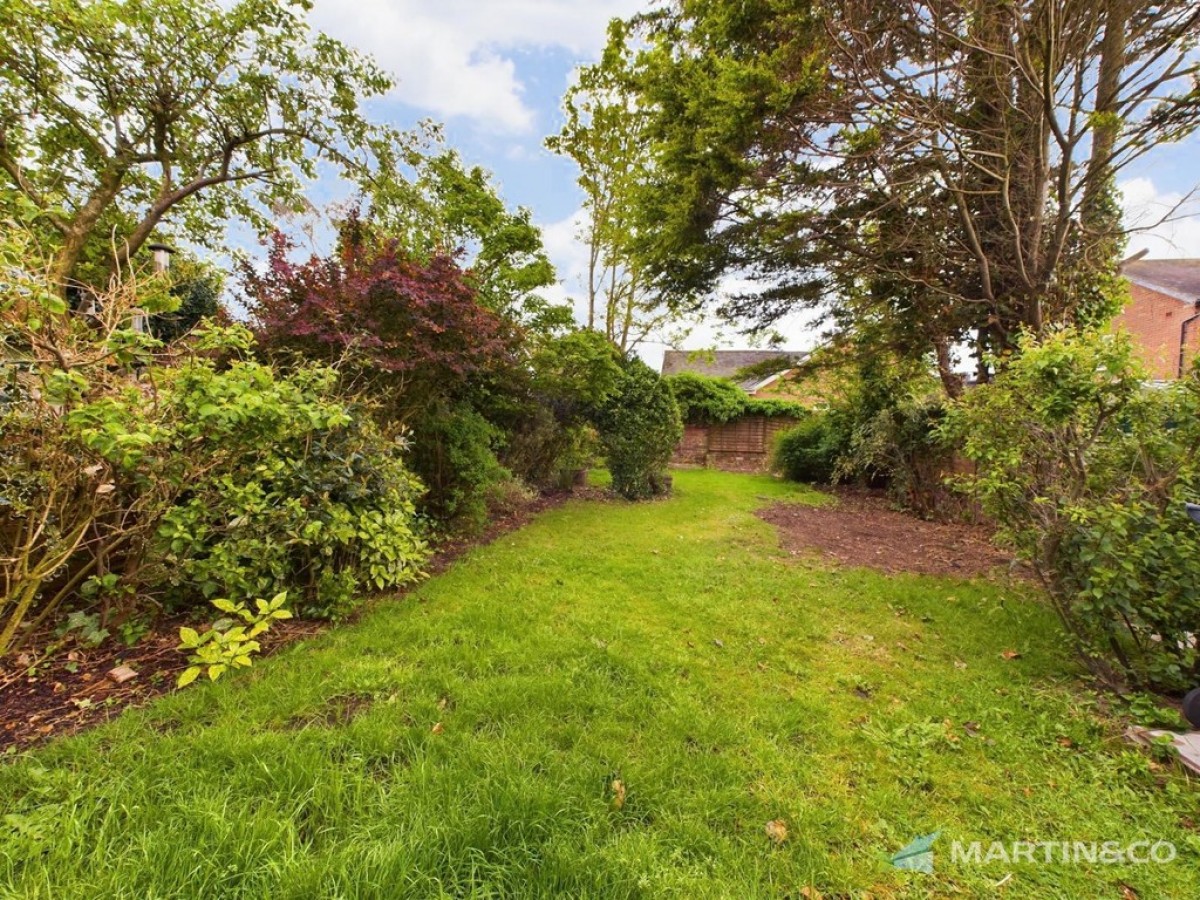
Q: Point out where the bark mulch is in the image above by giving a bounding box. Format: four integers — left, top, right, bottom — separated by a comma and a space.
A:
1, 486, 605, 752
758, 487, 1025, 580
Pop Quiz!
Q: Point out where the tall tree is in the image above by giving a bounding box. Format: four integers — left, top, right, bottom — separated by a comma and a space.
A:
0, 0, 401, 290
547, 21, 685, 353
619, 0, 1200, 386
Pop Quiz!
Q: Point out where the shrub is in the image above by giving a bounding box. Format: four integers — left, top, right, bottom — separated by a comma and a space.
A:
2, 229, 430, 651
244, 227, 519, 426
944, 328, 1200, 691
500, 330, 619, 488
772, 415, 840, 483
835, 395, 962, 517
597, 357, 683, 499
1, 228, 179, 653
408, 402, 511, 531
73, 331, 430, 620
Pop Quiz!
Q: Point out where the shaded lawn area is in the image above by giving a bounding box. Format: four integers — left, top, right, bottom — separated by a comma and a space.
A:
1, 470, 1197, 898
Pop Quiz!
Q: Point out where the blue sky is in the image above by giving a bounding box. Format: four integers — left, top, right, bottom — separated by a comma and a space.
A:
300, 0, 1200, 366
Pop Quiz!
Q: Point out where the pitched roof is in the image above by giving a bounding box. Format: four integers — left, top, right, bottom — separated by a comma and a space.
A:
660, 349, 807, 389
1121, 259, 1200, 304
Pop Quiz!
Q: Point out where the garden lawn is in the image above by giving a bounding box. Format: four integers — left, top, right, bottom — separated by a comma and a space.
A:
1, 470, 1197, 898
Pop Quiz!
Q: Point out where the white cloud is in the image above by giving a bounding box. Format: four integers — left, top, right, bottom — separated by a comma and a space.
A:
311, 0, 643, 132
1120, 177, 1200, 259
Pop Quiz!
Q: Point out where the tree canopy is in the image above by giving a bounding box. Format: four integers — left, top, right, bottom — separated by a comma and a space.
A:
0, 0, 403, 290
611, 0, 1200, 389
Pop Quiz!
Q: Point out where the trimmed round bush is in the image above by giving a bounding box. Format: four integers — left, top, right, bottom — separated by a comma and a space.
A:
597, 358, 683, 499
772, 414, 838, 483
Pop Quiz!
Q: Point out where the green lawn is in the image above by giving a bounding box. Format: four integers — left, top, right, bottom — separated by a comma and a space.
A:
1, 470, 1197, 898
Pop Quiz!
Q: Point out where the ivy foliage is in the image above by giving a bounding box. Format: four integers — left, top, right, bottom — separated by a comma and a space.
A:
666, 373, 747, 424
666, 372, 807, 425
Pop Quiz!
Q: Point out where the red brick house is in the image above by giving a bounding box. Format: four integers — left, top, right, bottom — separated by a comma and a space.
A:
1114, 259, 1200, 380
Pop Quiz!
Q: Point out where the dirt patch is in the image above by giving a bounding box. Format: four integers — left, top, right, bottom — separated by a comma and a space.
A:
284, 692, 376, 730
759, 488, 1024, 580
1, 486, 604, 752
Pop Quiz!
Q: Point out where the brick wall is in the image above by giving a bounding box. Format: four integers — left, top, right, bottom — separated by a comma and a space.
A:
670, 415, 800, 473
1112, 283, 1200, 380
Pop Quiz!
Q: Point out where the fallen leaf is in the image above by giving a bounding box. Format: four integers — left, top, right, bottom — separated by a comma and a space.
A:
799, 887, 823, 899
954, 659, 968, 670
713, 639, 725, 649
1001, 650, 1022, 660
107, 665, 137, 684
611, 779, 626, 810
431, 721, 444, 735
437, 696, 448, 710
963, 721, 980, 736
95, 483, 116, 495
765, 819, 788, 844
1120, 884, 1140, 900
1056, 736, 1074, 748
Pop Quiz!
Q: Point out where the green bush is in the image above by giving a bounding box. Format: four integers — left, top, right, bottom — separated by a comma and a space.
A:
597, 358, 683, 500
2, 229, 430, 646
944, 328, 1200, 691
835, 394, 962, 517
408, 402, 512, 532
71, 335, 430, 620
772, 415, 840, 483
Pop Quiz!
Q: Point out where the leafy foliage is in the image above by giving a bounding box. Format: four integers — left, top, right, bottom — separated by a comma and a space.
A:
375, 148, 561, 331
502, 330, 622, 489
546, 20, 689, 351
406, 402, 511, 531
142, 356, 429, 618
945, 328, 1200, 691
151, 259, 224, 343
666, 374, 748, 424
742, 398, 808, 419
611, 0, 1200, 382
2, 234, 428, 652
596, 357, 682, 500
772, 416, 840, 484
0, 0, 402, 288
245, 227, 519, 425
176, 593, 292, 687
667, 373, 808, 425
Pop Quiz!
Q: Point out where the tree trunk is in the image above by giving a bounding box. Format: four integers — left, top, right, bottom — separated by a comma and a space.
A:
48, 166, 126, 291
